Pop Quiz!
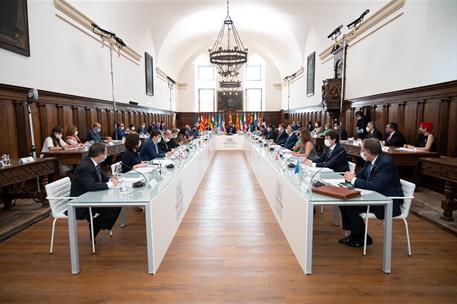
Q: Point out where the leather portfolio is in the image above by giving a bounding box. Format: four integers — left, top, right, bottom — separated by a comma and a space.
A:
311, 185, 361, 200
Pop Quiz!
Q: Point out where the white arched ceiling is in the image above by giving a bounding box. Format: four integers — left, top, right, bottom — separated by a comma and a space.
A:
156, 2, 307, 79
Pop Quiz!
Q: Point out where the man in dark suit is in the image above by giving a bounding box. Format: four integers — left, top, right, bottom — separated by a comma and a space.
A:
113, 123, 128, 140
70, 143, 121, 239
140, 130, 167, 161
87, 122, 103, 142
355, 111, 369, 139
275, 123, 288, 146
365, 121, 383, 140
266, 125, 277, 140
305, 130, 349, 172
283, 124, 298, 150
227, 124, 237, 135
383, 122, 406, 147
341, 138, 403, 247
158, 130, 175, 152
333, 122, 348, 140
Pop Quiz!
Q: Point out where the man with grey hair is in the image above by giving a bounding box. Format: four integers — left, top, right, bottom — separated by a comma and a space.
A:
340, 138, 403, 248
365, 121, 383, 140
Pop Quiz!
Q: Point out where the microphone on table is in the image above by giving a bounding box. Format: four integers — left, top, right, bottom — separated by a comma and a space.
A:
120, 162, 150, 188
309, 149, 345, 187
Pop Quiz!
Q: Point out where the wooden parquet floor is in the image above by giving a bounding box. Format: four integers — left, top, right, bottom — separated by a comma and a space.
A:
0, 151, 456, 303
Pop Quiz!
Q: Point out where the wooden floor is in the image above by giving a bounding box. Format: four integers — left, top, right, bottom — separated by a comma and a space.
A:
0, 151, 456, 303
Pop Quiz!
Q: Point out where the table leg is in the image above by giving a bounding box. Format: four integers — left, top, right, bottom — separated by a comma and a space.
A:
332, 206, 339, 226
305, 203, 314, 275
383, 201, 393, 274
68, 206, 80, 274
1, 187, 13, 209
119, 207, 127, 227
440, 181, 455, 221
144, 203, 155, 274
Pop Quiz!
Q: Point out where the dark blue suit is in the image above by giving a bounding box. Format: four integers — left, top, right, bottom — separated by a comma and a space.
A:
87, 129, 102, 142
140, 139, 166, 161
121, 150, 141, 173
314, 144, 349, 172
276, 131, 288, 146
340, 152, 403, 238
283, 133, 298, 150
113, 128, 128, 140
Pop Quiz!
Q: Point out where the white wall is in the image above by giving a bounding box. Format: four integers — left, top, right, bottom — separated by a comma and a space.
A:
176, 50, 282, 112
283, 0, 457, 110
0, 1, 172, 110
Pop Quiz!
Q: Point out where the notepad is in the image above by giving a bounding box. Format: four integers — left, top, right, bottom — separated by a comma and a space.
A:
322, 178, 345, 186
135, 167, 155, 173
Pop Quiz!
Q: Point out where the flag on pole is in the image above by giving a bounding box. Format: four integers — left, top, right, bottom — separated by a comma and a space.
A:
193, 113, 198, 127
229, 111, 232, 125
235, 112, 239, 131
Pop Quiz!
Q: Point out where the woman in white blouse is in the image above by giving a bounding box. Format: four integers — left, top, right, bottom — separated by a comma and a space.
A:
41, 126, 68, 154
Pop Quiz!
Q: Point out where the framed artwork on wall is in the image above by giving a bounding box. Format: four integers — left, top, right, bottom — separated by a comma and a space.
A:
306, 51, 315, 97
145, 52, 154, 96
0, 0, 30, 57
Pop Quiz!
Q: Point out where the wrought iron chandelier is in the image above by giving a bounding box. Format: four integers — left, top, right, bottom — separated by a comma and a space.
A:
209, 0, 248, 76
219, 71, 241, 95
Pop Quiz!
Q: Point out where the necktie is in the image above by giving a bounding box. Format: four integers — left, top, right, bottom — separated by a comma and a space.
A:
368, 164, 374, 177
327, 148, 333, 160
96, 165, 102, 182
154, 142, 158, 154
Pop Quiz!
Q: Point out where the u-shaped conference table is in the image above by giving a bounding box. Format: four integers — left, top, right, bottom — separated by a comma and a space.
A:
67, 134, 392, 275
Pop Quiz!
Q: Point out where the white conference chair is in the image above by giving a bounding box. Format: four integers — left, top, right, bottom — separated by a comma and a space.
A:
46, 177, 109, 254
359, 179, 416, 256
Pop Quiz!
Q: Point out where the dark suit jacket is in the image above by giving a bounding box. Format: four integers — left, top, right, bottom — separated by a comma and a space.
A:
70, 156, 110, 219
87, 129, 102, 142
113, 128, 128, 140
365, 128, 383, 141
140, 138, 166, 161
121, 150, 141, 173
354, 153, 403, 218
314, 144, 349, 172
227, 127, 237, 134
276, 131, 288, 146
266, 130, 278, 140
158, 137, 172, 152
284, 133, 298, 150
384, 131, 406, 147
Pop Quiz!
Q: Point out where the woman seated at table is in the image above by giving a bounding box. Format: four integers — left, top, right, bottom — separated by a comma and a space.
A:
121, 133, 146, 173
311, 121, 322, 136
292, 129, 318, 160
318, 122, 332, 137
404, 121, 436, 152
65, 125, 84, 147
41, 126, 69, 154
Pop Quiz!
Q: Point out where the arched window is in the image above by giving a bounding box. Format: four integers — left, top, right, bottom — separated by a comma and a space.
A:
194, 55, 216, 112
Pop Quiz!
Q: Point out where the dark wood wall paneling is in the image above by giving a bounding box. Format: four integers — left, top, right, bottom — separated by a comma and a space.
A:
287, 81, 457, 157
0, 84, 175, 159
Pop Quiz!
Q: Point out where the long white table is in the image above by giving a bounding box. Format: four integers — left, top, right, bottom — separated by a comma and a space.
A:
68, 138, 215, 274
243, 136, 393, 275
66, 134, 393, 276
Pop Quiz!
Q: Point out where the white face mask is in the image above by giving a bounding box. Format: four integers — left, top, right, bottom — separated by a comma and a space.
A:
138, 141, 141, 147
165, 138, 170, 143
75, 131, 79, 136
173, 134, 178, 139
360, 151, 368, 161
324, 139, 332, 147
55, 134, 62, 139
156, 137, 162, 143
366, 127, 370, 132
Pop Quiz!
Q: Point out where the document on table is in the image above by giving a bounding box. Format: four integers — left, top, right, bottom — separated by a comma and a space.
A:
135, 166, 155, 173
321, 178, 345, 186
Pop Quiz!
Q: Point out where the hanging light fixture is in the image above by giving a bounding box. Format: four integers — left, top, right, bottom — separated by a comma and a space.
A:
209, 0, 248, 76
219, 70, 241, 95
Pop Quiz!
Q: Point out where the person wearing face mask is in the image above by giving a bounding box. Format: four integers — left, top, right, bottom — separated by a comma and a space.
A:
341, 138, 403, 248
364, 121, 383, 140
275, 123, 289, 146
87, 122, 103, 142
318, 122, 332, 137
113, 123, 128, 140
138, 123, 148, 136
121, 133, 146, 173
65, 125, 84, 147
383, 122, 405, 147
41, 126, 68, 154
140, 130, 169, 161
304, 130, 349, 172
311, 121, 322, 136
333, 122, 348, 140
404, 121, 436, 152
158, 130, 174, 152
283, 124, 298, 150
355, 111, 369, 139
70, 143, 121, 240
266, 125, 278, 140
